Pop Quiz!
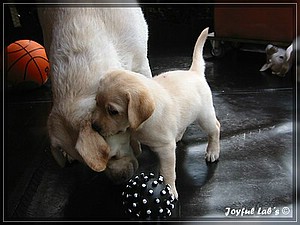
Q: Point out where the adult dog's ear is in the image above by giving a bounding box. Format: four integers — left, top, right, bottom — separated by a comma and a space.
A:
285, 43, 293, 62
260, 44, 278, 72
260, 63, 272, 71
75, 121, 110, 172
126, 88, 155, 130
266, 44, 278, 56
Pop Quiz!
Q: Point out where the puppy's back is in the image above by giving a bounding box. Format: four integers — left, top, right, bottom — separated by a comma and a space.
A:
153, 27, 210, 97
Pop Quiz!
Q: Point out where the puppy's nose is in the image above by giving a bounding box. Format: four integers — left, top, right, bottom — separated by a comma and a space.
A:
92, 122, 102, 133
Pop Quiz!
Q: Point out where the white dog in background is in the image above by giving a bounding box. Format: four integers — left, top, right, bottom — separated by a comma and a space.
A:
38, 6, 152, 182
260, 42, 294, 77
92, 28, 220, 198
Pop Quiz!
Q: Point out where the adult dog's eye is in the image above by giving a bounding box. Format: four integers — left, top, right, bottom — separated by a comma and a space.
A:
107, 105, 119, 116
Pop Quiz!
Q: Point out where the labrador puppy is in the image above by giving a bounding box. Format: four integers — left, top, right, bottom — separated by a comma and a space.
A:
92, 28, 220, 198
38, 6, 152, 181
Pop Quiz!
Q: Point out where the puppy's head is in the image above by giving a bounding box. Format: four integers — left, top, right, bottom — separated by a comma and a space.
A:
92, 70, 155, 137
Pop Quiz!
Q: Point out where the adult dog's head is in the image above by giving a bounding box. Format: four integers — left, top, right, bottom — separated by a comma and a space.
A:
92, 70, 155, 137
47, 98, 110, 172
45, 45, 140, 183
48, 96, 139, 183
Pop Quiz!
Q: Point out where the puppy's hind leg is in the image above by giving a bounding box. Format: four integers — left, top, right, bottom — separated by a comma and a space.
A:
197, 112, 220, 162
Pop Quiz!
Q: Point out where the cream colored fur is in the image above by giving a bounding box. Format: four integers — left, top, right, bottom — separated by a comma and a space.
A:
38, 7, 151, 180
92, 28, 220, 198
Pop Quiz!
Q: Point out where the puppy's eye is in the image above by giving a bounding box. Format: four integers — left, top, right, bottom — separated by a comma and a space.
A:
279, 56, 284, 59
107, 105, 119, 116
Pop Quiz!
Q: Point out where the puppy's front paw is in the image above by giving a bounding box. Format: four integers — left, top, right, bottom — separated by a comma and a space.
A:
172, 191, 179, 200
167, 184, 178, 200
205, 150, 219, 163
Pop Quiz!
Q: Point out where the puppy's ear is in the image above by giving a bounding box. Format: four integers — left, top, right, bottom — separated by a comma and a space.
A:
75, 121, 110, 172
127, 89, 155, 130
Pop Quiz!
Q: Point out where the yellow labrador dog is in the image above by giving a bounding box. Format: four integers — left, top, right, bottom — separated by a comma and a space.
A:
38, 6, 152, 182
92, 28, 220, 198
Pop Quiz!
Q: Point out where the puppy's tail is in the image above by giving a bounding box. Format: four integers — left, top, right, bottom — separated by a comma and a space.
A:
189, 27, 209, 74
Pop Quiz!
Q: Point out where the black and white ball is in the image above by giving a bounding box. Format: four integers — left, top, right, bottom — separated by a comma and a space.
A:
122, 172, 176, 220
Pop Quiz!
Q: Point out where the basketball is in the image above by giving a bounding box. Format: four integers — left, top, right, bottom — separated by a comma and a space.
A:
6, 40, 50, 90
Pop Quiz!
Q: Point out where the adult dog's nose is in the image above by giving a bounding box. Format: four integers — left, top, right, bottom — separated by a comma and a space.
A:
92, 122, 102, 133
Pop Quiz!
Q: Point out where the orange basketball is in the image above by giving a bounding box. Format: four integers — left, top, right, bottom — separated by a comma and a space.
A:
6, 40, 50, 90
